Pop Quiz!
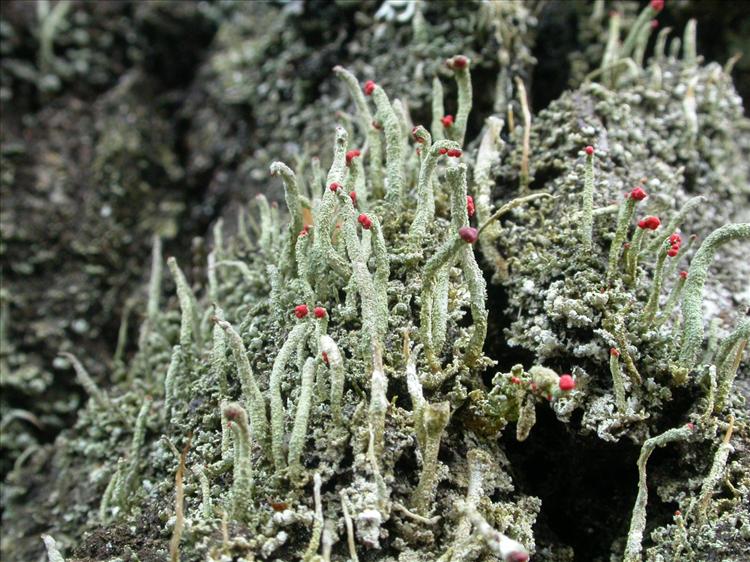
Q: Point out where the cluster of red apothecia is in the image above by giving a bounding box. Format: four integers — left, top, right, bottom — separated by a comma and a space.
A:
666, 232, 683, 258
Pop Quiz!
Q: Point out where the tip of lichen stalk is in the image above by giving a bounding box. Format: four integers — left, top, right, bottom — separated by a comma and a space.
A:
558, 374, 576, 391
610, 347, 621, 357
294, 304, 309, 319
223, 403, 242, 420
349, 191, 357, 205
358, 213, 372, 230
651, 0, 665, 12
629, 187, 648, 201
313, 306, 326, 319
679, 270, 688, 279
585, 145, 594, 156
329, 182, 341, 192
441, 114, 454, 128
447, 55, 469, 70
507, 552, 529, 562
447, 148, 462, 158
638, 215, 661, 230
363, 80, 376, 96
299, 225, 310, 237
651, 19, 659, 29
346, 149, 361, 165
458, 226, 478, 243
439, 148, 448, 155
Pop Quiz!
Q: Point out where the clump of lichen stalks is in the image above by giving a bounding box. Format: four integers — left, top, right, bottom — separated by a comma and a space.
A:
4, 4, 750, 562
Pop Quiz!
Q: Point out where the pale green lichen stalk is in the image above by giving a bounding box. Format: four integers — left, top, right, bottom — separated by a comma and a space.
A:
473, 116, 507, 278
216, 318, 269, 453
714, 319, 750, 411
431, 76, 446, 143
288, 358, 317, 477
270, 161, 304, 274
678, 223, 750, 369
409, 138, 460, 245
690, 417, 734, 524
167, 256, 202, 351
224, 402, 254, 520
334, 66, 384, 197
163, 344, 181, 417
641, 240, 670, 324
310, 126, 351, 282
58, 352, 109, 409
609, 348, 628, 413
319, 335, 346, 425
624, 424, 693, 562
368, 347, 388, 464
369, 83, 404, 205
192, 464, 212, 519
412, 400, 450, 515
606, 193, 642, 284
581, 146, 595, 252
269, 321, 312, 472
446, 55, 473, 146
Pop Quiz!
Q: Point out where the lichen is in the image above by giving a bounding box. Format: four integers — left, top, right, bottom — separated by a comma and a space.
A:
2, 3, 749, 562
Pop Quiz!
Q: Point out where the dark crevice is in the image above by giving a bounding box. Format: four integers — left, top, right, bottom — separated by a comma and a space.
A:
530, 1, 579, 113
528, 165, 559, 194
502, 407, 640, 561
482, 265, 536, 380
467, 64, 504, 143
393, 445, 419, 481
653, 384, 698, 432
